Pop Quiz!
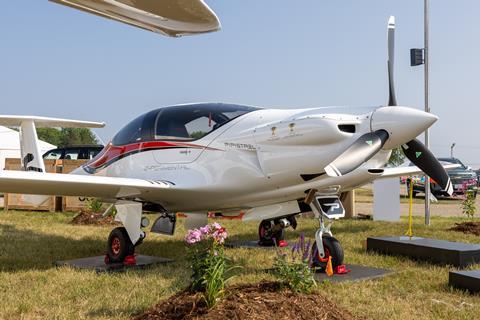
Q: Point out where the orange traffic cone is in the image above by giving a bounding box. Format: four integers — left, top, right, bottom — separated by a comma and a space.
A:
326, 256, 334, 277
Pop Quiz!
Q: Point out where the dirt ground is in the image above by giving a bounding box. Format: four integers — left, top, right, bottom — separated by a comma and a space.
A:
133, 282, 361, 320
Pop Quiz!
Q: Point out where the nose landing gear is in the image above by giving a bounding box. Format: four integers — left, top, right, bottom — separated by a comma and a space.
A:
305, 189, 345, 270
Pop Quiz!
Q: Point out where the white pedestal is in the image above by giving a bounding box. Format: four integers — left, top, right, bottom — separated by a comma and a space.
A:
373, 178, 400, 221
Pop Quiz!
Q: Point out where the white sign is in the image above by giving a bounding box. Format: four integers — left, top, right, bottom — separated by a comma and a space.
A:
373, 178, 401, 221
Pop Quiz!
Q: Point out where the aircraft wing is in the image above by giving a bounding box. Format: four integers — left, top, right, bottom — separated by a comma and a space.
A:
50, 0, 221, 36
0, 170, 173, 200
380, 164, 460, 179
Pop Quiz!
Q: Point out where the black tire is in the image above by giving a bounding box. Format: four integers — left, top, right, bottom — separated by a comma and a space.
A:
311, 236, 344, 269
107, 227, 135, 263
258, 220, 284, 246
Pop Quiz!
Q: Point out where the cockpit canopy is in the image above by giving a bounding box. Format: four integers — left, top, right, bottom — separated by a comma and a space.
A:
112, 103, 259, 146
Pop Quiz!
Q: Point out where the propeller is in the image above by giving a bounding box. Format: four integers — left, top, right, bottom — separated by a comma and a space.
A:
401, 139, 453, 195
323, 16, 453, 195
387, 16, 397, 107
324, 130, 389, 177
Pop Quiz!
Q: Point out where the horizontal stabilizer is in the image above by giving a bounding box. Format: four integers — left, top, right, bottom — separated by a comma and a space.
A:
0, 115, 105, 128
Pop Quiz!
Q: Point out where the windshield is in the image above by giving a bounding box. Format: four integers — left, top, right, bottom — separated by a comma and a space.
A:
154, 103, 258, 141
111, 103, 259, 146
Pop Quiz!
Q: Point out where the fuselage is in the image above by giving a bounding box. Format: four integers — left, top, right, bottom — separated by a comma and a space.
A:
80, 103, 435, 213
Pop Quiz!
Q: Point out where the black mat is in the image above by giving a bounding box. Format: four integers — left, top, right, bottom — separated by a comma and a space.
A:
225, 240, 289, 249
55, 255, 174, 272
449, 270, 480, 293
367, 236, 480, 268
314, 264, 392, 283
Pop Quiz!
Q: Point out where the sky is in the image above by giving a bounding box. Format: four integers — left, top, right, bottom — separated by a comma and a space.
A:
1, 1, 479, 166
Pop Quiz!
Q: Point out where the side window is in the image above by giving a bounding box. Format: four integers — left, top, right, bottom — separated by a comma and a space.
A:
77, 149, 90, 160
64, 149, 80, 160
185, 116, 217, 140
44, 150, 62, 160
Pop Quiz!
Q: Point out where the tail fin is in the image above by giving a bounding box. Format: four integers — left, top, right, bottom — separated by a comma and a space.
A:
0, 115, 105, 205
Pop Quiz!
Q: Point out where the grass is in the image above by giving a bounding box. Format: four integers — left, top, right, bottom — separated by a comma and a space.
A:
1, 210, 480, 319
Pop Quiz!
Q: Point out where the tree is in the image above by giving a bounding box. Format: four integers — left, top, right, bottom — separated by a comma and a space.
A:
36, 128, 98, 147
388, 147, 406, 167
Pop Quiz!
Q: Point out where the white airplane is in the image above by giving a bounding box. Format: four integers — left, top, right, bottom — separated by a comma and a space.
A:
0, 9, 453, 269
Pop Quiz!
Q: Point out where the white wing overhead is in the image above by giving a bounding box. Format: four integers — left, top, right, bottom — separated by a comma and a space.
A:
380, 164, 460, 179
0, 115, 105, 128
50, 0, 221, 36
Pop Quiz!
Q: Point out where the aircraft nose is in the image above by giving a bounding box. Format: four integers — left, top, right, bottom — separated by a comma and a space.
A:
370, 106, 438, 149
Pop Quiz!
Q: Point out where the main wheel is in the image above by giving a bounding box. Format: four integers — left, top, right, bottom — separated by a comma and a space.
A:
311, 236, 344, 269
258, 220, 284, 246
107, 227, 135, 263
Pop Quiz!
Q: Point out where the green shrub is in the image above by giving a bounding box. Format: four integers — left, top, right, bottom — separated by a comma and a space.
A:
273, 234, 317, 294
85, 198, 103, 213
461, 190, 476, 219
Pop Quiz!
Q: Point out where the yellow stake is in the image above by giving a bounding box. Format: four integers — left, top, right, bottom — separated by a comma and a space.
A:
406, 178, 414, 238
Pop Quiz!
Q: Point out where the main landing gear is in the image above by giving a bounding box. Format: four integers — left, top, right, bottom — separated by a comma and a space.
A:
104, 202, 177, 265
305, 190, 345, 270
258, 216, 297, 247
104, 201, 149, 265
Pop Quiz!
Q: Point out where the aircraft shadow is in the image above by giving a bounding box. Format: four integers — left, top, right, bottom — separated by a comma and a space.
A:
0, 224, 187, 272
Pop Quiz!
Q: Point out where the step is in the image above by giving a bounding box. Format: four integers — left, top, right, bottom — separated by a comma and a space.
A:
366, 236, 480, 268
449, 270, 480, 293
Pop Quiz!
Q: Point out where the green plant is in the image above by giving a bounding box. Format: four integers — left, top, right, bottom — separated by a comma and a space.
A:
461, 190, 476, 219
85, 198, 103, 213
185, 223, 235, 308
273, 234, 317, 294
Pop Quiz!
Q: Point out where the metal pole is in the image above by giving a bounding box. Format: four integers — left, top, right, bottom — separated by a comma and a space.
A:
424, 0, 431, 225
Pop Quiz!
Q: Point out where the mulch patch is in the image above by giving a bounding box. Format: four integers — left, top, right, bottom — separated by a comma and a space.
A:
133, 281, 361, 320
449, 221, 480, 236
71, 211, 118, 226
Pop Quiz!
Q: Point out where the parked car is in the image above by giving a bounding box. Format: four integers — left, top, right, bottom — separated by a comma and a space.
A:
407, 157, 478, 198
475, 169, 480, 187
42, 145, 104, 160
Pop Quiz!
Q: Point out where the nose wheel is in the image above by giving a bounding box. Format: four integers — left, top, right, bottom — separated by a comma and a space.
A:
311, 236, 344, 269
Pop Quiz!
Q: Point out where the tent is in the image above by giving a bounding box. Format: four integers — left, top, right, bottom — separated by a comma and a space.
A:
0, 126, 55, 170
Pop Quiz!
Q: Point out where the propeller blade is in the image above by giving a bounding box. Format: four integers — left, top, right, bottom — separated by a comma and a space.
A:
324, 130, 389, 177
402, 139, 453, 195
387, 16, 397, 106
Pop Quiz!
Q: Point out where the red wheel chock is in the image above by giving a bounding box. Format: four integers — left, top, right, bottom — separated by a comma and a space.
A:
123, 255, 137, 266
277, 240, 288, 248
334, 264, 350, 275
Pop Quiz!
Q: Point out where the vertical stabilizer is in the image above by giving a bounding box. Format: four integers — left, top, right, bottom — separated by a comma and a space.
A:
20, 120, 45, 173
19, 121, 49, 205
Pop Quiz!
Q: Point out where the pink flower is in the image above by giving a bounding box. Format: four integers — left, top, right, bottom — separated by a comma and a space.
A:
184, 223, 228, 245
185, 229, 202, 245
199, 225, 210, 235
